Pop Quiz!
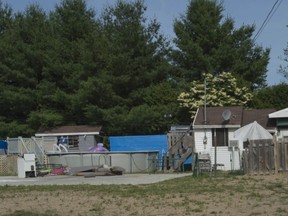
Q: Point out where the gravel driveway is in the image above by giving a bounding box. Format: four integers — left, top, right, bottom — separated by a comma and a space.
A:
0, 173, 191, 186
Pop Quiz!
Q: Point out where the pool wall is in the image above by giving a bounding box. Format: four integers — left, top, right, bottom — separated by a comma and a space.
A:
47, 151, 159, 173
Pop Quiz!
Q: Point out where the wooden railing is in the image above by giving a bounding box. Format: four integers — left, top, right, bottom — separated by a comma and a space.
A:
167, 132, 195, 171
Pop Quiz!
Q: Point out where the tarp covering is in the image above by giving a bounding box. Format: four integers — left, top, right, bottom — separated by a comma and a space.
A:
110, 135, 167, 166
109, 135, 192, 166
0, 140, 7, 149
234, 121, 273, 141
109, 135, 167, 152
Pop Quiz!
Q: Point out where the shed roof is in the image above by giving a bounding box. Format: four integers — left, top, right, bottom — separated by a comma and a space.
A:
269, 108, 288, 118
35, 125, 102, 137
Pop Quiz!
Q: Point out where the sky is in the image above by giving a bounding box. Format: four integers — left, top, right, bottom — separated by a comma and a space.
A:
5, 0, 288, 86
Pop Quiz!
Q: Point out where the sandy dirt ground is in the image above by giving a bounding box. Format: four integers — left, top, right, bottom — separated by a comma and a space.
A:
1, 173, 288, 216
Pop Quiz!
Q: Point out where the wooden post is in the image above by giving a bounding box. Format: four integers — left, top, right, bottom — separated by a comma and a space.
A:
269, 140, 273, 175
281, 141, 286, 172
214, 130, 217, 176
256, 141, 260, 174
169, 153, 174, 172
248, 141, 253, 175
284, 143, 287, 172
273, 136, 278, 174
163, 153, 167, 173
192, 153, 199, 177
242, 150, 247, 174
262, 140, 266, 174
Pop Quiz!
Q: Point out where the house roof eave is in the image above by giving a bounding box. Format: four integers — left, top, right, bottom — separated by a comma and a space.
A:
192, 107, 200, 127
193, 124, 241, 129
35, 132, 100, 137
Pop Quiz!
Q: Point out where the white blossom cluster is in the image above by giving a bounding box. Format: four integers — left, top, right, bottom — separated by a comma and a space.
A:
178, 72, 253, 119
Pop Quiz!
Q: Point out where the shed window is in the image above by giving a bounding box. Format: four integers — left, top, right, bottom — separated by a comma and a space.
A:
57, 136, 79, 149
212, 128, 228, 146
68, 136, 79, 148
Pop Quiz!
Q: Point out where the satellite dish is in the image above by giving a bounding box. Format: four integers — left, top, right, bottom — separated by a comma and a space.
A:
222, 110, 232, 121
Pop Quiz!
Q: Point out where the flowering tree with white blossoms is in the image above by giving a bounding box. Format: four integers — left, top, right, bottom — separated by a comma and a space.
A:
178, 72, 253, 119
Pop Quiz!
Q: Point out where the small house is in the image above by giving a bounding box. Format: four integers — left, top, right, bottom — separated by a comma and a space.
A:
193, 106, 276, 170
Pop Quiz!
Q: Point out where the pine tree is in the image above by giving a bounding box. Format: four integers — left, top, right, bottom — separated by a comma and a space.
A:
172, 0, 270, 89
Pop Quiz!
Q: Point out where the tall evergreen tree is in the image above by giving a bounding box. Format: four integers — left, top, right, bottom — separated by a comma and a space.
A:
94, 0, 176, 135
101, 0, 169, 99
41, 0, 103, 126
0, 3, 50, 136
172, 0, 270, 89
0, 0, 183, 137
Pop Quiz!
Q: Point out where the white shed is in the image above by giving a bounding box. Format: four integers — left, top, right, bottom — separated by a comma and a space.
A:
193, 106, 276, 171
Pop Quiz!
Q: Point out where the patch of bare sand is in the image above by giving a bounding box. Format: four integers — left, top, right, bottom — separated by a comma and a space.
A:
1, 174, 288, 216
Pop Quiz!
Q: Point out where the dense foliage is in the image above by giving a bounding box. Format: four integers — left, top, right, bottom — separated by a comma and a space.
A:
0, 0, 182, 136
178, 72, 253, 118
172, 0, 270, 89
252, 83, 288, 110
0, 0, 274, 137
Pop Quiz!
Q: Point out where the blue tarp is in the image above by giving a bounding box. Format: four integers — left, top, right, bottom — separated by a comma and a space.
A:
109, 135, 167, 153
0, 140, 7, 149
109, 135, 167, 168
109, 135, 192, 167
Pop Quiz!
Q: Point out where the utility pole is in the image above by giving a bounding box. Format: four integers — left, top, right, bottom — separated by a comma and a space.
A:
203, 76, 207, 148
214, 130, 217, 176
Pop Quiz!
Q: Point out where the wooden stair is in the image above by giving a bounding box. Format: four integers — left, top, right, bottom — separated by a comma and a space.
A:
167, 131, 195, 172
174, 147, 193, 171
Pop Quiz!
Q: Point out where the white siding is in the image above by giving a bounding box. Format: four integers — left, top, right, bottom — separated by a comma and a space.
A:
210, 147, 241, 171
194, 129, 213, 153
278, 129, 288, 139
194, 127, 242, 171
228, 129, 236, 142
79, 135, 96, 151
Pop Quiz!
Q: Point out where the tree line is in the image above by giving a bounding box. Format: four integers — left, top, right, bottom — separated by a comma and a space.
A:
0, 0, 287, 137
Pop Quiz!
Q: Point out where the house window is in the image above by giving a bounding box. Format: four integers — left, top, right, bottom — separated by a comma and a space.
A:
212, 128, 228, 146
